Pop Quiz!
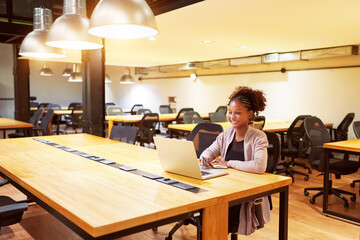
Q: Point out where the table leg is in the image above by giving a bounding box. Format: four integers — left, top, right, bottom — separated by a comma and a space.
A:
108, 120, 114, 138
3, 130, 5, 139
202, 202, 228, 240
279, 186, 289, 240
323, 149, 330, 214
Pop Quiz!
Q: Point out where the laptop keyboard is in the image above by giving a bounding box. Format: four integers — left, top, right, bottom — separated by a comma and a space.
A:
201, 171, 210, 176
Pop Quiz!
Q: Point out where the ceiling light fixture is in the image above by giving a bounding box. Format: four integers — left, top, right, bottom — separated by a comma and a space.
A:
239, 46, 248, 49
68, 64, 82, 82
46, 0, 103, 50
120, 68, 135, 84
19, 7, 66, 59
39, 63, 54, 76
62, 63, 73, 77
190, 73, 197, 81
89, 0, 159, 39
105, 74, 112, 83
202, 40, 213, 44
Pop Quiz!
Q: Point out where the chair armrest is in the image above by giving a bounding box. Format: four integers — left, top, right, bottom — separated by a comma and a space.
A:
0, 179, 9, 187
0, 202, 28, 215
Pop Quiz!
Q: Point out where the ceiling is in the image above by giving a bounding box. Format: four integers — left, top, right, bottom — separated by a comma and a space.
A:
4, 0, 360, 67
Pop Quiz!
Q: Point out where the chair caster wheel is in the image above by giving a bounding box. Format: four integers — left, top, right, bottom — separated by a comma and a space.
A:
350, 182, 355, 187
350, 196, 356, 201
308, 169, 312, 174
165, 236, 172, 240
344, 201, 349, 208
304, 191, 309, 196
152, 227, 157, 232
310, 198, 315, 204
304, 176, 309, 181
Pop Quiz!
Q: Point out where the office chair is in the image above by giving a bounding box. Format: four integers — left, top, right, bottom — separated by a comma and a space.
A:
107, 106, 124, 116
215, 105, 228, 115
331, 113, 355, 141
33, 109, 54, 136
230, 131, 281, 240
130, 104, 143, 115
175, 108, 194, 124
65, 105, 82, 133
137, 108, 152, 115
277, 115, 311, 182
303, 116, 359, 207
137, 113, 159, 147
209, 112, 227, 123
30, 102, 39, 108
38, 102, 50, 109
8, 108, 44, 138
0, 179, 28, 234
350, 121, 360, 194
253, 116, 266, 130
159, 105, 173, 114
183, 111, 205, 124
110, 126, 138, 144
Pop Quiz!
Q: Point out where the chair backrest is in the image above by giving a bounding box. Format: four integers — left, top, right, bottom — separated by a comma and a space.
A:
38, 103, 50, 109
137, 108, 152, 115
130, 104, 143, 115
71, 105, 83, 128
335, 113, 355, 141
253, 116, 266, 130
107, 106, 124, 116
187, 123, 223, 158
159, 105, 173, 114
110, 126, 138, 144
264, 131, 280, 173
209, 112, 227, 123
47, 104, 62, 110
353, 121, 360, 139
216, 106, 228, 115
138, 113, 159, 143
30, 102, 39, 108
304, 116, 331, 171
40, 109, 54, 135
183, 111, 205, 124
29, 108, 44, 127
175, 108, 194, 124
68, 102, 81, 110
286, 115, 311, 153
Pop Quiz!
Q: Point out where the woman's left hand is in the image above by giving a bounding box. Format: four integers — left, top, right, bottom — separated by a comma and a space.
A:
211, 159, 228, 167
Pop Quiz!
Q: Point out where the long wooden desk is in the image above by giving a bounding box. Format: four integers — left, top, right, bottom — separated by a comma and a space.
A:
323, 139, 360, 223
0, 118, 33, 138
0, 134, 291, 240
106, 113, 209, 138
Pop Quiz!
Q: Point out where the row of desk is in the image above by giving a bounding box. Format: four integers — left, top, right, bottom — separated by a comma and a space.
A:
0, 134, 291, 239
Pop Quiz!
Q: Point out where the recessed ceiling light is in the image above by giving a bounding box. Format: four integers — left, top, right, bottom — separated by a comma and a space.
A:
239, 46, 248, 49
152, 58, 158, 61
149, 37, 156, 41
202, 40, 213, 44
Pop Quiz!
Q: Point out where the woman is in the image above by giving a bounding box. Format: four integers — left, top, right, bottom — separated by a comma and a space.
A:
200, 86, 270, 235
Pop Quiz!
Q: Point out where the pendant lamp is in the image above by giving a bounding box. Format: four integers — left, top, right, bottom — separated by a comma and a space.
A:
120, 68, 135, 84
105, 74, 112, 83
39, 63, 54, 76
19, 7, 66, 58
68, 64, 82, 82
62, 63, 73, 76
89, 0, 159, 39
46, 0, 103, 50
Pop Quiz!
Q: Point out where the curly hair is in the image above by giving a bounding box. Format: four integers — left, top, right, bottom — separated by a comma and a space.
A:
228, 86, 267, 116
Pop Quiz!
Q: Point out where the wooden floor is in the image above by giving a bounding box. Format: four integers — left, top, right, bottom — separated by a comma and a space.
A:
1, 156, 359, 240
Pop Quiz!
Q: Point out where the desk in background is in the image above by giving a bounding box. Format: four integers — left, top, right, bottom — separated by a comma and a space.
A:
0, 134, 291, 239
0, 118, 33, 138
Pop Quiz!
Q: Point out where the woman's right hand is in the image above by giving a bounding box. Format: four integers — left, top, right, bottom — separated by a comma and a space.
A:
199, 156, 212, 168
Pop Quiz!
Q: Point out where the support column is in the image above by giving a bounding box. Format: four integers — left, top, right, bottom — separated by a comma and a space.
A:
13, 44, 30, 122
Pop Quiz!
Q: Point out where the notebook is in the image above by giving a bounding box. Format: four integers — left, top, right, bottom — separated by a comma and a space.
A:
154, 137, 228, 180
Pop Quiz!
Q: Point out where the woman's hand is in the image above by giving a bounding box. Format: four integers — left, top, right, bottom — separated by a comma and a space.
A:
199, 156, 212, 168
211, 159, 228, 167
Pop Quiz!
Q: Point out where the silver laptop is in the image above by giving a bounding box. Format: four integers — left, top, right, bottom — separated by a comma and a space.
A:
154, 137, 228, 180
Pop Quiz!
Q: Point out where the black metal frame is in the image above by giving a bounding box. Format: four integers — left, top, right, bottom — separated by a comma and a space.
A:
1, 126, 32, 138
323, 148, 360, 223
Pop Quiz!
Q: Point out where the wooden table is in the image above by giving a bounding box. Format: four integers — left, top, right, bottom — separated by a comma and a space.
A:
0, 134, 291, 240
0, 118, 33, 138
323, 139, 360, 223
106, 113, 209, 138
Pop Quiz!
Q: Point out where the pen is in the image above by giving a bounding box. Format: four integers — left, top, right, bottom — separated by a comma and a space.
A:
202, 156, 214, 168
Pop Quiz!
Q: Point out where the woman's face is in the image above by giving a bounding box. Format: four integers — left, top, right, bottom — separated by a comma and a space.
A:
227, 100, 253, 129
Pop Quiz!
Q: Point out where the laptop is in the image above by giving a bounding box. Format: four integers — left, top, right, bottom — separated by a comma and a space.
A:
154, 137, 228, 180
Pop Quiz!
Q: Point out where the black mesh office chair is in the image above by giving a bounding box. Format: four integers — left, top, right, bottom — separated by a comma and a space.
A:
34, 109, 54, 136
130, 104, 143, 115
303, 116, 359, 207
30, 102, 39, 108
277, 115, 311, 182
110, 126, 138, 144
159, 105, 173, 114
230, 131, 281, 240
106, 106, 124, 116
8, 108, 44, 138
350, 121, 360, 194
209, 112, 227, 123
216, 105, 227, 115
183, 111, 205, 124
253, 116, 266, 130
0, 179, 28, 234
137, 108, 152, 115
137, 113, 159, 146
331, 113, 355, 141
38, 102, 50, 109
65, 105, 82, 133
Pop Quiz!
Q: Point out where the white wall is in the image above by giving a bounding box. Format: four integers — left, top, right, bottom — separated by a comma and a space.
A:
106, 66, 360, 139
0, 43, 15, 118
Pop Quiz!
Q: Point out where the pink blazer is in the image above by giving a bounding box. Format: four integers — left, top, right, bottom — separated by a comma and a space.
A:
200, 126, 271, 235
